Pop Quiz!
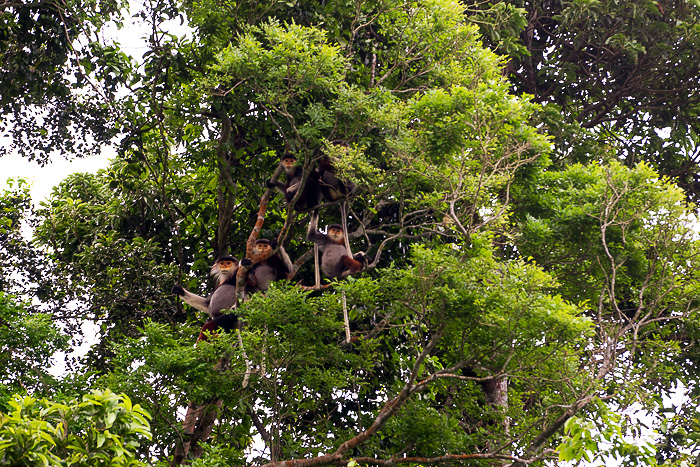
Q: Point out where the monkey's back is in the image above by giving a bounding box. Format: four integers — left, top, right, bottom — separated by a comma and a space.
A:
209, 283, 237, 316
286, 168, 322, 210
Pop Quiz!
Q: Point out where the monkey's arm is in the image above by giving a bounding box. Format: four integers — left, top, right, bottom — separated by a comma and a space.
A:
306, 212, 331, 245
172, 285, 211, 313
266, 179, 289, 196
286, 180, 302, 194
277, 246, 294, 276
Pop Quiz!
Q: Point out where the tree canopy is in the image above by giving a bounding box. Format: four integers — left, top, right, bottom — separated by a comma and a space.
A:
2, 0, 700, 466
470, 0, 700, 200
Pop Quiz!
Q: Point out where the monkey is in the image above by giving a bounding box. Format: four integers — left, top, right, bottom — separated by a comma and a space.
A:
197, 312, 238, 342
314, 142, 358, 256
172, 256, 239, 318
306, 210, 366, 280
172, 256, 240, 341
241, 238, 294, 295
315, 142, 357, 203
267, 153, 322, 211
317, 157, 357, 202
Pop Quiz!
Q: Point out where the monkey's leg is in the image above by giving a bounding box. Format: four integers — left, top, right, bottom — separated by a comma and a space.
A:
197, 320, 219, 342
341, 201, 352, 256
342, 255, 364, 272
338, 256, 364, 280
314, 243, 321, 288
342, 291, 350, 344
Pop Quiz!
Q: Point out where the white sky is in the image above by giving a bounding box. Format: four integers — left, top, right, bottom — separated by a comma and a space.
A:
0, 150, 114, 206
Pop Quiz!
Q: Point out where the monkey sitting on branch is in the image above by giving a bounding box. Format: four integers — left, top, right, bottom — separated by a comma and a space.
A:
315, 141, 357, 204
172, 256, 240, 341
306, 210, 367, 280
266, 153, 322, 211
241, 238, 293, 295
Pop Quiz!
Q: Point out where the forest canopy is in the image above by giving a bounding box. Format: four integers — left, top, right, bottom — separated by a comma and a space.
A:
2, 0, 700, 466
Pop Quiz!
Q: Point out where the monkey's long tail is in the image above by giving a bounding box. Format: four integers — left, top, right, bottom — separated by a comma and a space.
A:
237, 329, 251, 388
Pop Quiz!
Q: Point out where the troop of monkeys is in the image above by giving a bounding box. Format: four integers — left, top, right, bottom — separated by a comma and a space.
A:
172, 150, 366, 341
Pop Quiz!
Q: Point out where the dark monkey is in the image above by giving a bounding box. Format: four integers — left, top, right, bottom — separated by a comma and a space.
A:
242, 238, 294, 295
306, 211, 366, 279
317, 158, 357, 202
267, 153, 322, 211
315, 142, 358, 257
197, 313, 238, 342
315, 142, 357, 203
172, 256, 239, 341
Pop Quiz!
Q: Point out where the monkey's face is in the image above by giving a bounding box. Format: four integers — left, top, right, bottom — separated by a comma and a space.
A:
253, 243, 273, 261
328, 227, 344, 243
218, 260, 236, 272
281, 157, 297, 174
212, 259, 238, 282
255, 244, 271, 254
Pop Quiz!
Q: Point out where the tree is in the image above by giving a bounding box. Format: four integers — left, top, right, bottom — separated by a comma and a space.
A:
0, 0, 131, 162
515, 161, 700, 465
0, 293, 69, 402
6, 0, 700, 466
0, 180, 43, 298
464, 0, 700, 200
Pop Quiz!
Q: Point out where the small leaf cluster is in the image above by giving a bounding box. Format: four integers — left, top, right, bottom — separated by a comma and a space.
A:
0, 389, 151, 467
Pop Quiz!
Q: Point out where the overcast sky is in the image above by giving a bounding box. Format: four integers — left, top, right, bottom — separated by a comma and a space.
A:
0, 150, 114, 206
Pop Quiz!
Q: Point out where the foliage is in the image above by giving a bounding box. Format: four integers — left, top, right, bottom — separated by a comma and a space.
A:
3, 0, 700, 465
463, 0, 700, 201
96, 320, 251, 460
557, 410, 657, 466
0, 294, 69, 403
97, 244, 593, 464
0, 389, 151, 466
0, 0, 130, 162
33, 171, 182, 369
0, 180, 54, 301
